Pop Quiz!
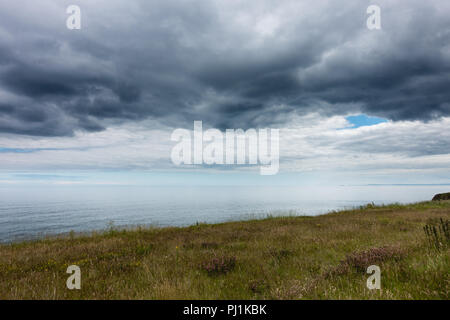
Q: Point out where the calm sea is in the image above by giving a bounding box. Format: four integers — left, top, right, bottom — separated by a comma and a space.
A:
0, 185, 446, 243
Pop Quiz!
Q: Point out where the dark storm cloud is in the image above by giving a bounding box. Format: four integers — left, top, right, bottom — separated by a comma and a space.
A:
0, 0, 449, 136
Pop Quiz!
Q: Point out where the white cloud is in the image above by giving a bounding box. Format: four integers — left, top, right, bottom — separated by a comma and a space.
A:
0, 115, 449, 185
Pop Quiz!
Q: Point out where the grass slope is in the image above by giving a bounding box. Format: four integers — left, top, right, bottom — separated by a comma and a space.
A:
0, 201, 449, 299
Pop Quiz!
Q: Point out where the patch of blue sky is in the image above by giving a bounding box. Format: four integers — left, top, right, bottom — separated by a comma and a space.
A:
344, 114, 388, 129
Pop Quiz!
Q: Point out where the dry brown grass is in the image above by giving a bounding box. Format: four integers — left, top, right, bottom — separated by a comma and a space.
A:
0, 201, 449, 299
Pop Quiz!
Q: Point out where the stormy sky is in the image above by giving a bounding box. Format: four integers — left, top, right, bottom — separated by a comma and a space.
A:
0, 0, 449, 185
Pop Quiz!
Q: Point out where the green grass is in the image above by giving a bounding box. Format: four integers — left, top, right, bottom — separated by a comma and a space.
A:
0, 201, 449, 299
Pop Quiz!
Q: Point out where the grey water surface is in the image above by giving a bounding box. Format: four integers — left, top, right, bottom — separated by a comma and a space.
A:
0, 185, 445, 243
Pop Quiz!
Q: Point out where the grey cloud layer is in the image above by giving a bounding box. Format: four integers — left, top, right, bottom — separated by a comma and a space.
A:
0, 0, 449, 136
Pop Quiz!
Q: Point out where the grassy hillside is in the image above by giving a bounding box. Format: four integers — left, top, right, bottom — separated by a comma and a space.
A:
0, 201, 449, 299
